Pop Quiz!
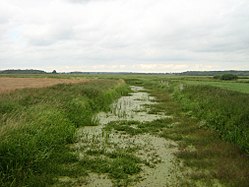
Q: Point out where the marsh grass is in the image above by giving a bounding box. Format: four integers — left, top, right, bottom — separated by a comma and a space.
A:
76, 131, 143, 186
105, 118, 174, 136
0, 79, 129, 186
128, 78, 249, 186
170, 118, 249, 186
80, 151, 142, 178
2, 75, 249, 186
174, 84, 249, 153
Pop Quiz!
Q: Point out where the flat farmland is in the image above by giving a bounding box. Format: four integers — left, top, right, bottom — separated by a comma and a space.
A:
184, 80, 249, 93
0, 77, 89, 93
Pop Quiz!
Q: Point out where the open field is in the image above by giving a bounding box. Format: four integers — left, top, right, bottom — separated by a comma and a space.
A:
0, 77, 89, 93
0, 74, 249, 186
184, 80, 249, 94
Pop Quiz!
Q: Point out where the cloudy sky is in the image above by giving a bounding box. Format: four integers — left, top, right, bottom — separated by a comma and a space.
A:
0, 0, 248, 72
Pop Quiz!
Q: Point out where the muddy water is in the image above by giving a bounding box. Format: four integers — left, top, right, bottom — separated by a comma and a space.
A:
73, 86, 180, 186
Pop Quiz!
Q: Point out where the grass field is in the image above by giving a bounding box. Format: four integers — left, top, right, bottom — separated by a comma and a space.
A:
184, 80, 249, 94
0, 74, 248, 186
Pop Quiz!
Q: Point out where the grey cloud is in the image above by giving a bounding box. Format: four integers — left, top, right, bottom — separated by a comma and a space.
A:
65, 0, 110, 4
23, 25, 75, 46
0, 0, 249, 72
65, 0, 90, 3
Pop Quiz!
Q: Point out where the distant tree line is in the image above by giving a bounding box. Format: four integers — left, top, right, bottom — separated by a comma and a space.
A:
178, 70, 249, 76
1, 69, 249, 76
0, 69, 47, 74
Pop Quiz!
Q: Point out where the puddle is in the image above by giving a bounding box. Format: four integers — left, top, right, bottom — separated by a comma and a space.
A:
72, 86, 180, 186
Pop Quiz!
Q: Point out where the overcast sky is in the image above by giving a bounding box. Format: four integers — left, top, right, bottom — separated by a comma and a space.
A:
0, 0, 248, 72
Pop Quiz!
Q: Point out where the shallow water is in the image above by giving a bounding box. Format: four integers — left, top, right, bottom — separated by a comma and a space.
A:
97, 86, 165, 124
71, 86, 180, 186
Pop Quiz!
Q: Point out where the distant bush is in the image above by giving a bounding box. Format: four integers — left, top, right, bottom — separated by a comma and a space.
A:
214, 74, 238, 80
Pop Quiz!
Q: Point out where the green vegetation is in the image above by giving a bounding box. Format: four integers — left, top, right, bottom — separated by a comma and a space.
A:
133, 77, 249, 186
174, 84, 249, 153
104, 77, 249, 186
185, 80, 249, 94
0, 79, 129, 186
178, 70, 249, 76
133, 77, 249, 153
105, 118, 174, 136
1, 74, 249, 186
214, 73, 238, 80
80, 149, 142, 186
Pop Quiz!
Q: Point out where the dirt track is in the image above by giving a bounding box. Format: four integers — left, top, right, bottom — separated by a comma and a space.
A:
0, 77, 88, 93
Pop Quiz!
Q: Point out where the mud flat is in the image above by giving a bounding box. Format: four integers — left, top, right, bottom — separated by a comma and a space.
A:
71, 86, 181, 186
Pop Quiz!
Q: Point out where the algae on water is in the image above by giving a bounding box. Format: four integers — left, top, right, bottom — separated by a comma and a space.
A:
70, 86, 181, 186
98, 86, 165, 124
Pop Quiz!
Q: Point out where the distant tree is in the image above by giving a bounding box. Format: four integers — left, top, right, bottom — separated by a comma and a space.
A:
52, 70, 57, 74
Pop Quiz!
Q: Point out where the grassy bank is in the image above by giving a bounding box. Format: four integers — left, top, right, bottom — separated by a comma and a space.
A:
0, 79, 129, 186
126, 77, 249, 153
174, 84, 249, 153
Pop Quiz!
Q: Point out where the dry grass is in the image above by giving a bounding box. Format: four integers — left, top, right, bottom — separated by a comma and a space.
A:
0, 77, 89, 93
